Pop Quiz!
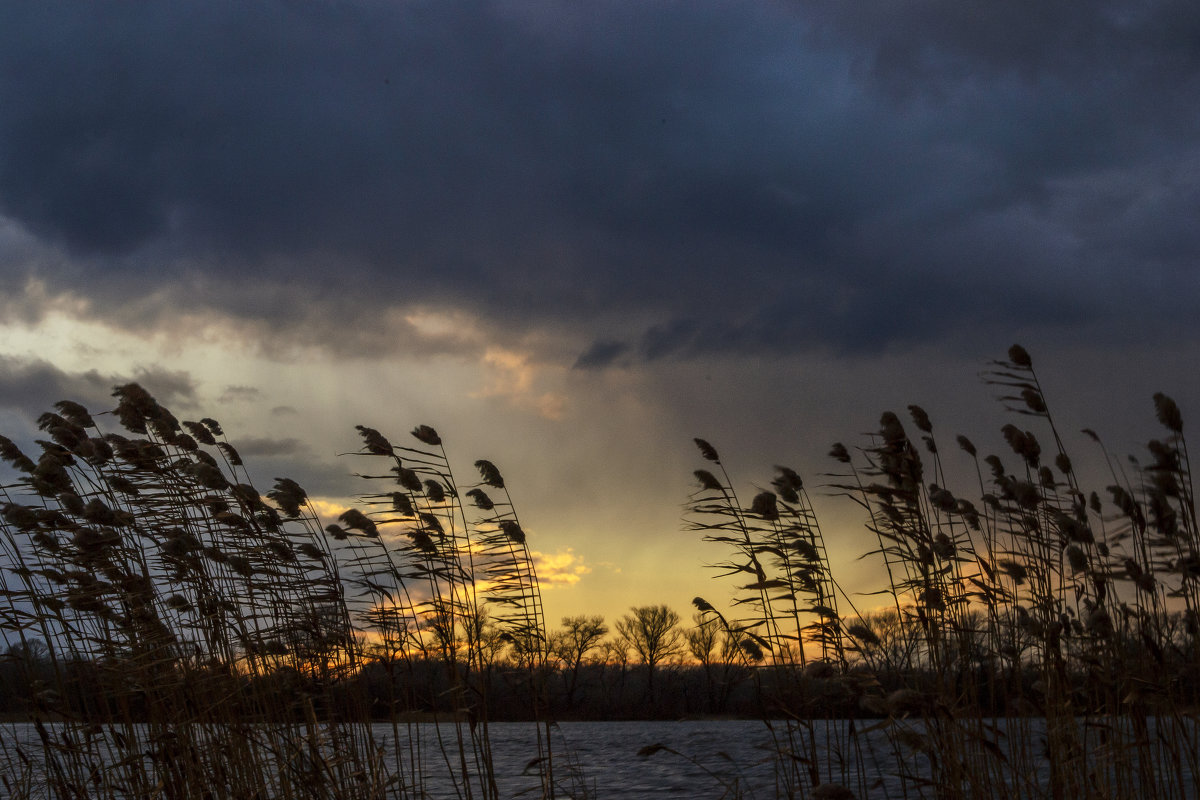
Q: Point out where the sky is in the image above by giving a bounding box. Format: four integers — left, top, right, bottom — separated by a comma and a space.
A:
1, 0, 1199, 629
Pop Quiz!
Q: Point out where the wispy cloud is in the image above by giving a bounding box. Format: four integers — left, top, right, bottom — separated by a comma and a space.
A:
220, 385, 262, 403
475, 347, 567, 421
231, 436, 306, 458
532, 549, 591, 588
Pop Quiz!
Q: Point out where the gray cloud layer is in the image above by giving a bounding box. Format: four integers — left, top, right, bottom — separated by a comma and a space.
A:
0, 355, 197, 418
1, 0, 1198, 361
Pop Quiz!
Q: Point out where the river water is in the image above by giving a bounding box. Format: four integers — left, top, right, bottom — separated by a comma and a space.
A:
2, 717, 1197, 799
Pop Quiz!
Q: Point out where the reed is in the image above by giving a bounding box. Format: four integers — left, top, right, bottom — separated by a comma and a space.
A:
3, 344, 1199, 798
0, 387, 557, 799
688, 345, 1199, 799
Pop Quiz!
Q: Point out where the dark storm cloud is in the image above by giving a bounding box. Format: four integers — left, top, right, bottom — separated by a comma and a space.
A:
572, 339, 631, 370
0, 356, 196, 421
224, 436, 360, 500
0, 356, 116, 417
1, 0, 1198, 359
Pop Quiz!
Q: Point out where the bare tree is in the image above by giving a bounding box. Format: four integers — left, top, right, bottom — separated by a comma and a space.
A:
686, 612, 721, 666
686, 613, 753, 713
551, 614, 608, 705
616, 605, 683, 699
844, 608, 922, 673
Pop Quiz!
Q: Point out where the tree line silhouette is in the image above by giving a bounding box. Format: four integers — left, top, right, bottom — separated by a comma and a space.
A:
6, 601, 1197, 723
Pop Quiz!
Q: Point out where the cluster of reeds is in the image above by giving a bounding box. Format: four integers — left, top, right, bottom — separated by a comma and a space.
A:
688, 345, 1200, 799
0, 385, 557, 799
686, 439, 862, 798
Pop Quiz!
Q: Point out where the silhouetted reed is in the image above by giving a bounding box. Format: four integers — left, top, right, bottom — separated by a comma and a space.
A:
0, 387, 556, 799
688, 345, 1199, 799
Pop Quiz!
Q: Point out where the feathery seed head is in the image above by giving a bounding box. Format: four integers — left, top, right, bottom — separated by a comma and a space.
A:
112, 384, 157, 433
53, 400, 94, 429
1010, 480, 1042, 510
183, 421, 217, 446
419, 513, 444, 537
740, 638, 764, 662
466, 488, 494, 510
339, 509, 379, 538
297, 542, 326, 561
750, 491, 778, 520
1147, 439, 1180, 473
474, 459, 505, 488
793, 539, 821, 561
933, 532, 955, 559
0, 435, 35, 472
217, 442, 242, 466
1021, 388, 1047, 414
227, 556, 254, 577
232, 483, 264, 510
409, 530, 436, 553
58, 491, 85, 516
166, 594, 191, 611
268, 478, 309, 517
1177, 553, 1200, 581
1001, 424, 1040, 467
928, 486, 955, 512
908, 405, 932, 433
394, 466, 423, 493
266, 540, 295, 561
1038, 466, 1055, 489
109, 475, 140, 496
879, 412, 907, 446
956, 498, 981, 530
1066, 545, 1087, 573
411, 424, 442, 446
1007, 344, 1032, 368
1086, 605, 1113, 636
202, 546, 228, 563
500, 520, 525, 544
999, 559, 1028, 584
79, 436, 108, 465
772, 466, 803, 503
694, 438, 720, 462
423, 480, 446, 503
1153, 392, 1183, 433
390, 491, 415, 516
1057, 513, 1094, 544
846, 622, 879, 646
192, 461, 228, 490
355, 425, 394, 455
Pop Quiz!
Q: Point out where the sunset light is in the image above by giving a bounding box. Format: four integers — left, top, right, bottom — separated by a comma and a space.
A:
2, 2, 1199, 797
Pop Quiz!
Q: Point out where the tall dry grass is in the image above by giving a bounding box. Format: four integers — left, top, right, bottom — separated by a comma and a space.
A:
687, 345, 1199, 799
0, 386, 558, 799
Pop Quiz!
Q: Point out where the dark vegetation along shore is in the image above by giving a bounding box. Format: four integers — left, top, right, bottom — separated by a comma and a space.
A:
1, 345, 1199, 798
